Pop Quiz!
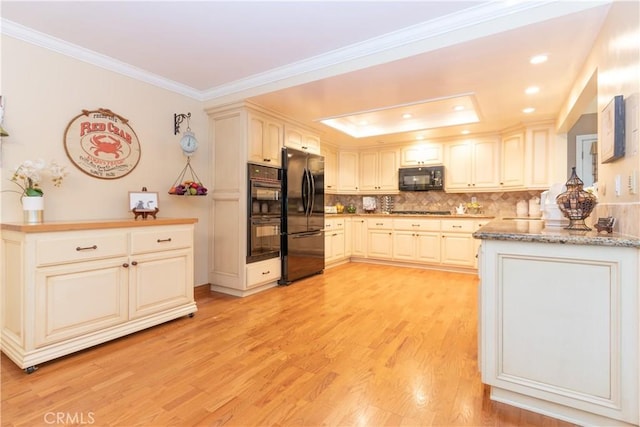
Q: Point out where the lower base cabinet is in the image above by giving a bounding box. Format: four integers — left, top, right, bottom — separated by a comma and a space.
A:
479, 239, 639, 426
1, 220, 198, 372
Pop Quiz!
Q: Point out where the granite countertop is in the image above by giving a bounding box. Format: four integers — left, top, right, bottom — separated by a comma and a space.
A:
473, 218, 640, 248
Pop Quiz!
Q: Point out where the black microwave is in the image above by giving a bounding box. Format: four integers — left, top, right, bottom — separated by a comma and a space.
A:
399, 165, 444, 191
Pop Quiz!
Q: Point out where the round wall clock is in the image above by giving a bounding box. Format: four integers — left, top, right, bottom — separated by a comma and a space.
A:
180, 131, 198, 156
64, 108, 141, 179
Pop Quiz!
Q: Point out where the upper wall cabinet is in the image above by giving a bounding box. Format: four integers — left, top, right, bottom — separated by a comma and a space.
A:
500, 132, 525, 188
248, 112, 283, 167
337, 151, 359, 193
284, 125, 321, 155
525, 125, 554, 189
400, 143, 444, 166
359, 149, 399, 193
322, 145, 338, 193
445, 138, 500, 192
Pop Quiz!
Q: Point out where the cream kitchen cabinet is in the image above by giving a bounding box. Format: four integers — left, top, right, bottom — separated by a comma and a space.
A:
524, 123, 554, 189
400, 143, 444, 166
392, 219, 441, 263
359, 149, 398, 193
246, 258, 281, 289
337, 151, 359, 193
366, 218, 393, 259
1, 219, 197, 373
324, 217, 346, 264
351, 217, 367, 257
500, 132, 525, 188
322, 145, 338, 193
248, 111, 283, 166
440, 220, 476, 267
478, 237, 638, 426
284, 124, 321, 155
445, 138, 501, 192
207, 105, 282, 297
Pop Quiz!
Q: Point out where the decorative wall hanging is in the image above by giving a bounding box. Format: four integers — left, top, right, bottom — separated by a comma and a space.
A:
64, 108, 141, 179
600, 95, 625, 163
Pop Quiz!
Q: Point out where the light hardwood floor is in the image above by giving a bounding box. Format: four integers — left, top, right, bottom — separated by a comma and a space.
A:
1, 263, 575, 426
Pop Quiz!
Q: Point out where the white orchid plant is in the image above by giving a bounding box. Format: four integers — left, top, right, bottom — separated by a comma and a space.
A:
10, 159, 68, 197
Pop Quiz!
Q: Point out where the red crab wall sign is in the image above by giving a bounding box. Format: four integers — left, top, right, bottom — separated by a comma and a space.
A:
64, 108, 141, 179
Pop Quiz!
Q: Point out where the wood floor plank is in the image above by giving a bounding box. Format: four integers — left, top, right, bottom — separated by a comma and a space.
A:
1, 263, 576, 426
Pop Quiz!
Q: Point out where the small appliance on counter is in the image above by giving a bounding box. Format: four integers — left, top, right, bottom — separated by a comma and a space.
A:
540, 183, 569, 228
363, 196, 377, 213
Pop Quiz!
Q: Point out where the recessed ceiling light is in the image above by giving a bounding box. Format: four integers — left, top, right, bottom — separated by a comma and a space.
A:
402, 113, 412, 119
461, 130, 470, 135
530, 54, 548, 64
522, 107, 536, 114
453, 105, 465, 111
525, 86, 540, 94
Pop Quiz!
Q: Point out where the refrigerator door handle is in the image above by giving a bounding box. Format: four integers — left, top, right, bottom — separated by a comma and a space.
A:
304, 168, 312, 216
309, 170, 315, 215
291, 231, 323, 238
301, 168, 308, 215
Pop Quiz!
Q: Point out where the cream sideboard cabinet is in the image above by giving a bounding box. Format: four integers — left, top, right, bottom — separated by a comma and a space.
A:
1, 219, 198, 373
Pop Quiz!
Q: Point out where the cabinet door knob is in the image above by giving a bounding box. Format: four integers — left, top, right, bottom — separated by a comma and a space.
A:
131, 261, 138, 266
122, 263, 129, 268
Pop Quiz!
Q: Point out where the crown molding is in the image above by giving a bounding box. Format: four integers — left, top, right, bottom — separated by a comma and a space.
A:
2, 0, 611, 105
1, 19, 205, 101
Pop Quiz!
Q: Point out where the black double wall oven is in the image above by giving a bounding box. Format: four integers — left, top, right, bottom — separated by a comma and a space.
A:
247, 164, 282, 263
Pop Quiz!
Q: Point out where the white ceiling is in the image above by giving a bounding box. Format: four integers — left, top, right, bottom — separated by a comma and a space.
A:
1, 1, 611, 146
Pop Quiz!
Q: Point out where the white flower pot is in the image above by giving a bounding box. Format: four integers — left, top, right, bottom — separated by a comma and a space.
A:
22, 196, 44, 223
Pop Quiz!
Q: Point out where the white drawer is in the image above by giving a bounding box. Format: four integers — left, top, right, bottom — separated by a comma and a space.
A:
393, 218, 440, 231
367, 218, 393, 229
130, 227, 193, 254
441, 219, 474, 233
325, 218, 345, 230
36, 232, 128, 266
246, 258, 281, 288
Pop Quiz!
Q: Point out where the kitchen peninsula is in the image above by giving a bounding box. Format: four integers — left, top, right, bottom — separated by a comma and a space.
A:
474, 219, 640, 426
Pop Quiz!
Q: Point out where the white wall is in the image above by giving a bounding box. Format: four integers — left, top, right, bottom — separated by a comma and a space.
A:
0, 36, 212, 285
557, 1, 640, 236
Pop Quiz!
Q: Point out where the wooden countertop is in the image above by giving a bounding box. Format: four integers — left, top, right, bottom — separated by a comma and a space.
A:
473, 218, 640, 248
1, 217, 199, 233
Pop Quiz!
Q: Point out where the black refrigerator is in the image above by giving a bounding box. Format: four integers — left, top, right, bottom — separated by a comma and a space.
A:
279, 147, 325, 285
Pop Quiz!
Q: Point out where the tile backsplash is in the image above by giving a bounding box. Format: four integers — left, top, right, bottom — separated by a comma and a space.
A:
326, 190, 545, 218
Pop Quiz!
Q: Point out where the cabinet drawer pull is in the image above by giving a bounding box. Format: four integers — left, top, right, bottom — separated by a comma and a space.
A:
452, 225, 463, 228
376, 223, 383, 226
76, 245, 98, 251
301, 146, 308, 150
157, 238, 172, 243
262, 270, 270, 275
263, 158, 271, 162
412, 224, 420, 227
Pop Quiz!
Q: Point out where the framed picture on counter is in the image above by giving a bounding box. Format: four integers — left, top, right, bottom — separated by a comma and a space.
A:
129, 191, 158, 212
601, 95, 625, 163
